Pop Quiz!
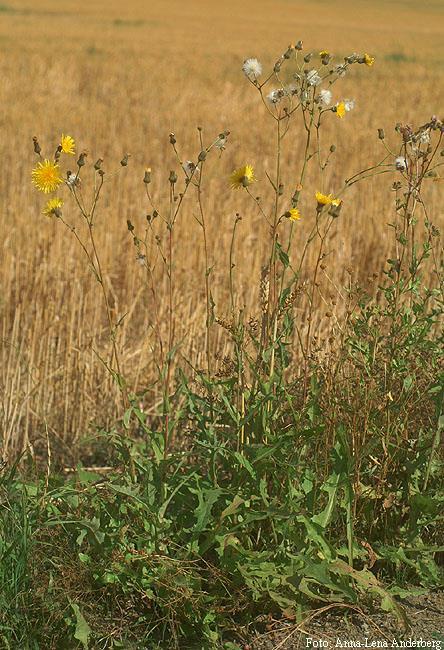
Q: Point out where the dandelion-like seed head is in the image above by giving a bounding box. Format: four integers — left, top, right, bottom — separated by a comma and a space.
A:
363, 53, 375, 67
61, 134, 75, 155
395, 156, 407, 171
306, 69, 322, 86
242, 58, 263, 80
43, 197, 63, 216
318, 88, 332, 106
31, 159, 63, 194
344, 99, 355, 112
230, 164, 256, 189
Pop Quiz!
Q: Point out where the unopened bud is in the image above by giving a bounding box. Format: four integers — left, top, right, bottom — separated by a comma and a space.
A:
198, 150, 207, 162
378, 128, 385, 140
303, 53, 312, 63
77, 151, 87, 167
273, 60, 282, 73
169, 170, 177, 184
54, 145, 62, 162
94, 158, 104, 170
295, 40, 303, 50
169, 133, 176, 145
143, 168, 151, 184
120, 153, 130, 167
330, 144, 336, 153
32, 136, 41, 155
127, 219, 134, 232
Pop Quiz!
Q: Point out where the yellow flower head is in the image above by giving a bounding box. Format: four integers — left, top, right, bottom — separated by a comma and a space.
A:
335, 102, 346, 118
286, 208, 302, 222
364, 53, 375, 67
43, 197, 63, 216
315, 191, 340, 207
319, 50, 329, 57
230, 164, 256, 189
61, 134, 75, 155
31, 159, 63, 194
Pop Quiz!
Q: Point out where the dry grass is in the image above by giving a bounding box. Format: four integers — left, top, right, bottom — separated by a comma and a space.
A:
1, 0, 443, 461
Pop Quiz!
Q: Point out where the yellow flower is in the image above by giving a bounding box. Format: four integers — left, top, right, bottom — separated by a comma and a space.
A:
336, 102, 346, 118
315, 191, 340, 207
286, 208, 302, 222
61, 134, 75, 155
364, 53, 375, 67
230, 164, 256, 189
319, 50, 329, 57
31, 160, 63, 194
43, 197, 63, 216
315, 191, 333, 205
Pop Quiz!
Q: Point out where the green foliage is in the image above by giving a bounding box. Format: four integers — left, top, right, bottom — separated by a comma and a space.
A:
1, 269, 442, 646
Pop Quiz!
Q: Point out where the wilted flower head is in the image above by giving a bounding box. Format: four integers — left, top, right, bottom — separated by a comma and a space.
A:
230, 164, 256, 189
43, 197, 63, 216
267, 88, 284, 104
395, 156, 407, 171
306, 69, 322, 86
66, 172, 80, 189
182, 160, 199, 177
334, 63, 347, 77
318, 88, 332, 106
242, 58, 262, 80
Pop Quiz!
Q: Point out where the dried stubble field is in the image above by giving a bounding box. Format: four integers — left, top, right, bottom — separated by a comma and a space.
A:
1, 0, 443, 461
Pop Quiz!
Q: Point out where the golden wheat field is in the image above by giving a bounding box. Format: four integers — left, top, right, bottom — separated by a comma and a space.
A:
1, 0, 443, 462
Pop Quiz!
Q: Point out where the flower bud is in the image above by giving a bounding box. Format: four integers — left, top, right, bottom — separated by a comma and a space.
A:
169, 170, 177, 184
94, 158, 104, 170
295, 40, 303, 50
143, 168, 152, 184
378, 128, 385, 140
198, 150, 207, 162
120, 153, 130, 167
303, 53, 312, 63
33, 136, 41, 155
169, 133, 176, 145
77, 151, 87, 167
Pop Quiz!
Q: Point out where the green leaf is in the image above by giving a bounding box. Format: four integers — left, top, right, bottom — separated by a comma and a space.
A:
71, 603, 91, 650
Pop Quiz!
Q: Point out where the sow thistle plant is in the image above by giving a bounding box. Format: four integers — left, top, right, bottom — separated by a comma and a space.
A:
27, 40, 444, 645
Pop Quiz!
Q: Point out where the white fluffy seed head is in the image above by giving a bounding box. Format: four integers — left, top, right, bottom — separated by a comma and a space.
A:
242, 58, 263, 79
306, 69, 321, 86
318, 88, 332, 106
395, 156, 407, 171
